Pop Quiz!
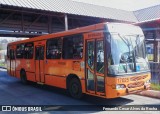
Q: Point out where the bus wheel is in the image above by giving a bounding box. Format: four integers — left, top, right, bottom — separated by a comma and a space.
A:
69, 78, 82, 99
20, 71, 27, 84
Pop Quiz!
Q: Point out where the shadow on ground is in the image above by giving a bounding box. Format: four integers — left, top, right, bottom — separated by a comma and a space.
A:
0, 69, 134, 112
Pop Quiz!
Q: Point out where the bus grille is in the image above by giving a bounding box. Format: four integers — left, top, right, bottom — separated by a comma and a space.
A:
128, 81, 144, 88
130, 75, 147, 81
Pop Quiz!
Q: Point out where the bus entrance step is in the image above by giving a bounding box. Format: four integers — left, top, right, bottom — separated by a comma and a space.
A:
37, 82, 44, 85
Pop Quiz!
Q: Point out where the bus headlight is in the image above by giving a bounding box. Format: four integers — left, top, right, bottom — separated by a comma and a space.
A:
112, 84, 126, 90
144, 80, 150, 85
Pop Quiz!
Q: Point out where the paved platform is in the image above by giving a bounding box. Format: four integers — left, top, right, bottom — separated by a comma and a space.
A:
137, 90, 160, 99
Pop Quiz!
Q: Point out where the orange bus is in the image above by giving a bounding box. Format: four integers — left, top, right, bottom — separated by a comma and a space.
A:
7, 23, 151, 99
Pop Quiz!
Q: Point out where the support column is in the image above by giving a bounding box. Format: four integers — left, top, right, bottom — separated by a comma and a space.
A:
154, 28, 159, 62
158, 42, 160, 62
155, 28, 160, 62
64, 14, 68, 31
154, 41, 158, 62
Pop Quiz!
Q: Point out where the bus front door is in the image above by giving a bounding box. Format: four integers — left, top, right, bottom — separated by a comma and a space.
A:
86, 39, 105, 96
35, 46, 45, 83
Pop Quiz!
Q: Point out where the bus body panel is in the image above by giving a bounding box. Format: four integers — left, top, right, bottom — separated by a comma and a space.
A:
6, 22, 151, 99
15, 70, 20, 78
26, 72, 36, 82
45, 75, 66, 89
45, 59, 84, 77
15, 59, 25, 73
25, 59, 35, 73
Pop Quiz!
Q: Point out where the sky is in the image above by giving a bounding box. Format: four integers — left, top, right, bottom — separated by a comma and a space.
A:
72, 0, 160, 11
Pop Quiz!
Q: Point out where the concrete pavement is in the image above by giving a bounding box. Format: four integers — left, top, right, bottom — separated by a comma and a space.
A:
0, 67, 160, 100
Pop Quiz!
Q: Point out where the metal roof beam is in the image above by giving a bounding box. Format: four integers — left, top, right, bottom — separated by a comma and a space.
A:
25, 14, 42, 31
0, 12, 15, 24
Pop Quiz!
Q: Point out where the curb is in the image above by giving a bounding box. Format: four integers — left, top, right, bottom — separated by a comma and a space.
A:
136, 90, 160, 99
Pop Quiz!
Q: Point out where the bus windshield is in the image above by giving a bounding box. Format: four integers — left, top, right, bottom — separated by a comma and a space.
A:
108, 33, 149, 75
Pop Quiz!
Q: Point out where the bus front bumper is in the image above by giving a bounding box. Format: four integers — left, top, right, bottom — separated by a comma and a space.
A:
105, 83, 150, 98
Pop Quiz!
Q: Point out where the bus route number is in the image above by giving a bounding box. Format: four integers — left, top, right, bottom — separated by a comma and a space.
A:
117, 78, 129, 83
87, 32, 104, 38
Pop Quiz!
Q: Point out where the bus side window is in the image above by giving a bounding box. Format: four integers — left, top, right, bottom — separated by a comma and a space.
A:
46, 38, 62, 59
87, 41, 94, 69
62, 34, 83, 59
16, 44, 24, 59
96, 40, 104, 74
24, 43, 34, 59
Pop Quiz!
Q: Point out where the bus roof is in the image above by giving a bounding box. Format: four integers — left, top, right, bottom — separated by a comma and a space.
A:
8, 22, 105, 46
8, 22, 142, 46
106, 23, 143, 35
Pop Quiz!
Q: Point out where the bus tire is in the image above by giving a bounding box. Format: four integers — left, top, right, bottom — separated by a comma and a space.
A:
20, 70, 27, 84
68, 78, 82, 99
